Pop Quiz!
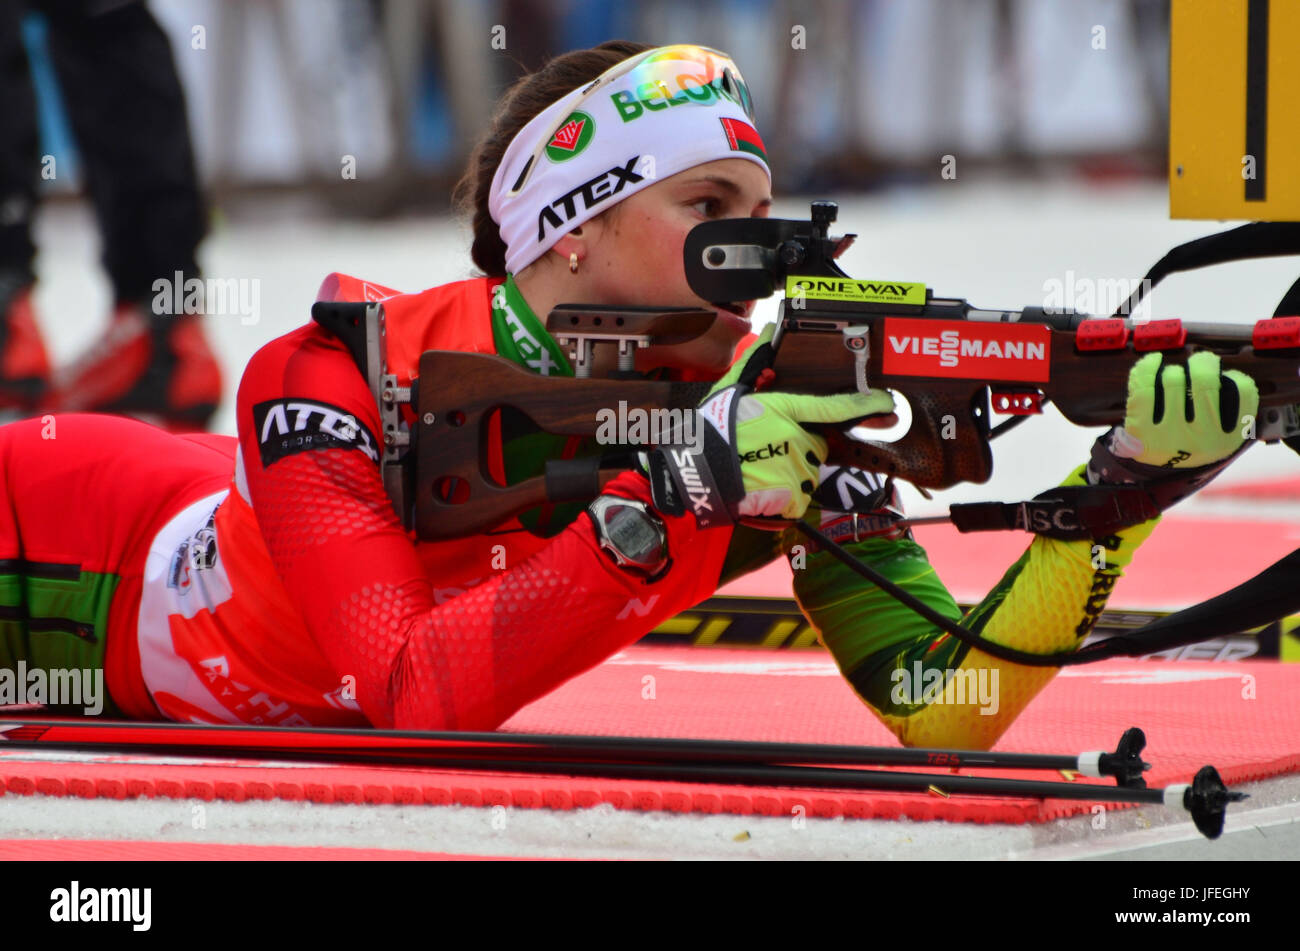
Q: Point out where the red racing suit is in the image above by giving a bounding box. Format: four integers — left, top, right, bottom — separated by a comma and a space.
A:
59, 275, 736, 729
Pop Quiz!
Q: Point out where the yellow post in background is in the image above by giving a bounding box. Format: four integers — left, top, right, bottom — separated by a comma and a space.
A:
1170, 0, 1300, 220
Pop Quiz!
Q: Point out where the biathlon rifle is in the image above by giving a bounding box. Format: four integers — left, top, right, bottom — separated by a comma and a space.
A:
312, 202, 1300, 664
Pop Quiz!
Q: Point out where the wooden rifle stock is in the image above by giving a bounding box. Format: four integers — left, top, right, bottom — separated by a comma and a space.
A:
414, 352, 704, 539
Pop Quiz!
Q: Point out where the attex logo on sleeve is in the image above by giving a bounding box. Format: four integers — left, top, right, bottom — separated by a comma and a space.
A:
252, 399, 380, 466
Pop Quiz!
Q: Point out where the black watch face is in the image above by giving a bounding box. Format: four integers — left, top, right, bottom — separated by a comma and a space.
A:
605, 505, 661, 562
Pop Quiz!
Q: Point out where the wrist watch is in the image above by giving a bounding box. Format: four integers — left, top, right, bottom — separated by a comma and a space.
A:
586, 496, 670, 580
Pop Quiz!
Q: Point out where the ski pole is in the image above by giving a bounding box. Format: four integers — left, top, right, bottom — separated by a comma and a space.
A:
0, 719, 1149, 785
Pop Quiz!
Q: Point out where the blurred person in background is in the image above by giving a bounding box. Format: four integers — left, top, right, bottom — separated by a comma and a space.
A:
1, 41, 1255, 749
0, 0, 220, 428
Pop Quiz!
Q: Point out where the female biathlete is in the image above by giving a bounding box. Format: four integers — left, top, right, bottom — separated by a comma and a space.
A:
1, 42, 1257, 749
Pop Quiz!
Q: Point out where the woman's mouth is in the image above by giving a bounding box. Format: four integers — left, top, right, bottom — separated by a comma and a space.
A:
713, 300, 755, 330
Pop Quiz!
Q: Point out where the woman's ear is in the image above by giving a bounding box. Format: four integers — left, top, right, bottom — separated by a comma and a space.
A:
550, 224, 595, 268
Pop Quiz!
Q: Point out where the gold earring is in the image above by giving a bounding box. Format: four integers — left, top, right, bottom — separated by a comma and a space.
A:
569, 252, 579, 274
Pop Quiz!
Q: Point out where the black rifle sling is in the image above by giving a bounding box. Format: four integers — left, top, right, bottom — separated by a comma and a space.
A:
945, 485, 1160, 541
1114, 221, 1300, 317
1095, 550, 1300, 656
1273, 274, 1300, 320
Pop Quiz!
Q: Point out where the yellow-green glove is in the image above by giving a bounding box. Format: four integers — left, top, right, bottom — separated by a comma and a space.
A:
652, 326, 896, 527
1111, 351, 1258, 468
1087, 351, 1259, 513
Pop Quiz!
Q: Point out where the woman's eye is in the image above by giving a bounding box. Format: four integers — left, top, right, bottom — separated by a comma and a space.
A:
691, 198, 722, 217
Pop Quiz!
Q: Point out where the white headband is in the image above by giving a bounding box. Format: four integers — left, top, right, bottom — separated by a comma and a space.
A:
488, 45, 771, 275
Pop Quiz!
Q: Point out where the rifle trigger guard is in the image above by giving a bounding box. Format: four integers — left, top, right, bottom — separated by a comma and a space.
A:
842, 326, 872, 393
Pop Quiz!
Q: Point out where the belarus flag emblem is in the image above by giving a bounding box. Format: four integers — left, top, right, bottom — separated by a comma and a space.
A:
719, 117, 767, 162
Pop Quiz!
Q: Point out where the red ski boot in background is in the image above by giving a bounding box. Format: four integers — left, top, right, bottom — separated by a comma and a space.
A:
0, 273, 52, 412
41, 302, 222, 431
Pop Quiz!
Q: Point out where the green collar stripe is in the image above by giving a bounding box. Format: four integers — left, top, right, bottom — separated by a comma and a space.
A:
491, 276, 572, 377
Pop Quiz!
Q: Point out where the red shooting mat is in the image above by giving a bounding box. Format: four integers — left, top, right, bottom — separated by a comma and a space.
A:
3, 648, 1297, 841
1201, 476, 1300, 500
